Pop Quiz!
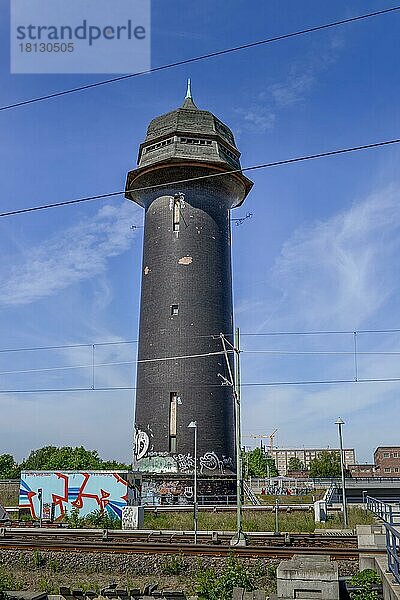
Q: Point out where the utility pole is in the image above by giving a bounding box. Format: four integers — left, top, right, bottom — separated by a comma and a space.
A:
335, 418, 348, 528
233, 327, 245, 544
220, 329, 246, 546
188, 421, 198, 544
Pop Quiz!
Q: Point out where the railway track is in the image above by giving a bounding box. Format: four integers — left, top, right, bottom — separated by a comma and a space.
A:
0, 528, 357, 548
0, 527, 373, 559
0, 538, 384, 560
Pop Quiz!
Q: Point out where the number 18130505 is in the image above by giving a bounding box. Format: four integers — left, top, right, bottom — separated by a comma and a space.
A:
19, 42, 74, 52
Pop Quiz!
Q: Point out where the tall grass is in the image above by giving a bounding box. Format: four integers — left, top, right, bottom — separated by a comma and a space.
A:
144, 507, 375, 532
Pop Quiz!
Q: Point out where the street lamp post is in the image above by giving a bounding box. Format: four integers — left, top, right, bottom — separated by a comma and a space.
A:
188, 421, 198, 544
335, 418, 348, 528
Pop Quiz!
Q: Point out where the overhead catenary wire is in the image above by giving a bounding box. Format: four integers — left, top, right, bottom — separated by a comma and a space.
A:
0, 340, 138, 354
2, 376, 400, 394
1, 137, 400, 218
1, 327, 400, 355
3, 349, 400, 378
1, 6, 399, 112
0, 350, 232, 376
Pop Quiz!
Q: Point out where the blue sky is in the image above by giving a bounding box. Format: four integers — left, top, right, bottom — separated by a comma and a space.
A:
0, 0, 399, 464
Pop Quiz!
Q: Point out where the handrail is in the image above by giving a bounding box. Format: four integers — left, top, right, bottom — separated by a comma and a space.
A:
385, 522, 400, 584
366, 495, 400, 583
323, 483, 337, 506
366, 495, 400, 525
243, 480, 260, 506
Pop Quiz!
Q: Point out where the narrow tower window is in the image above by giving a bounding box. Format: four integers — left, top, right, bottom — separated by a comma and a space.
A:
170, 304, 179, 316
169, 392, 177, 452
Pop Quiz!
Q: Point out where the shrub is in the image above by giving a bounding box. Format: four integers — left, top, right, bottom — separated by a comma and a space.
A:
65, 508, 121, 529
195, 555, 254, 600
0, 568, 16, 599
349, 569, 381, 600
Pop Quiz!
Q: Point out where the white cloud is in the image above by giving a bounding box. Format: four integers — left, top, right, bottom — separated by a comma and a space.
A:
235, 34, 344, 133
235, 107, 276, 133
263, 185, 400, 330
0, 202, 140, 307
268, 72, 314, 108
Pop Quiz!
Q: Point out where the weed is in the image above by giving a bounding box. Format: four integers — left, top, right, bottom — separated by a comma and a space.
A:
195, 555, 254, 600
38, 577, 55, 593
48, 559, 61, 573
160, 554, 185, 575
0, 568, 16, 599
33, 549, 46, 568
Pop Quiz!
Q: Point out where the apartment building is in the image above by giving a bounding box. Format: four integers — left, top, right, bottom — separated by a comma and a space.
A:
374, 446, 400, 477
270, 447, 356, 476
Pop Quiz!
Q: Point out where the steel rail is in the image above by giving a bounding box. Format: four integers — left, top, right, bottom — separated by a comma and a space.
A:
0, 539, 379, 559
2, 529, 357, 547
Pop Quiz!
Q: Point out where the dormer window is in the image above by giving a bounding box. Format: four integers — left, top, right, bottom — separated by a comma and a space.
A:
144, 137, 174, 153
179, 137, 212, 146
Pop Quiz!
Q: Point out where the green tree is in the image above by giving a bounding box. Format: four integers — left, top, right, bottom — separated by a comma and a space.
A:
245, 448, 278, 478
287, 457, 305, 472
0, 454, 19, 480
309, 451, 341, 478
19, 446, 129, 472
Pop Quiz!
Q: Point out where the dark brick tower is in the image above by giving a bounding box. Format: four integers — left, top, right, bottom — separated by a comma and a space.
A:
126, 82, 252, 478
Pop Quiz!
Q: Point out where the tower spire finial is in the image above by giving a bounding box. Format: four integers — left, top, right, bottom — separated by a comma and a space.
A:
185, 78, 192, 99
181, 78, 197, 109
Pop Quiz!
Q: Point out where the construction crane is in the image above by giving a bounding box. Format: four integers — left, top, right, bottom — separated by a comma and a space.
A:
243, 429, 278, 452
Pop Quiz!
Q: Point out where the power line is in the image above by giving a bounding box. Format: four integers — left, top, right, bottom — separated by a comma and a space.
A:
0, 351, 232, 376
3, 349, 400, 377
241, 328, 400, 336
242, 350, 400, 355
1, 6, 398, 112
1, 376, 400, 394
1, 137, 399, 218
0, 340, 138, 354
1, 327, 400, 355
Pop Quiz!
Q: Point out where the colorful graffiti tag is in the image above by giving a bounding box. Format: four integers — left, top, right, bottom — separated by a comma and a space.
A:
19, 471, 128, 521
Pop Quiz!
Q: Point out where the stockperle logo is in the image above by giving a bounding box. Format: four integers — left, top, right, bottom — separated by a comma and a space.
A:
11, 0, 151, 74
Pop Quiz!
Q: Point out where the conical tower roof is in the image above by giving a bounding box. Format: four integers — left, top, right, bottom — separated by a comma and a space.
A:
136, 80, 241, 170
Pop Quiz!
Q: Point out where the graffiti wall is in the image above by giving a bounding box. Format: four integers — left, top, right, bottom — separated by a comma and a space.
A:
19, 471, 129, 521
141, 476, 236, 506
133, 427, 234, 475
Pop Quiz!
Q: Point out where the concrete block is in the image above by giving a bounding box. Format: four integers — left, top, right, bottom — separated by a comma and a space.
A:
122, 506, 144, 530
356, 525, 386, 550
314, 501, 327, 523
277, 554, 339, 600
359, 554, 378, 572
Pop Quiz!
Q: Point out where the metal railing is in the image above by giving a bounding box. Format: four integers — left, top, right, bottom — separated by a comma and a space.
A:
366, 495, 400, 525
323, 482, 337, 506
243, 480, 260, 506
366, 495, 400, 583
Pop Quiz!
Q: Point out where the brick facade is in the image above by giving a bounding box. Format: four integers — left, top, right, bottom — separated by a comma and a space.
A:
348, 464, 376, 478
374, 446, 400, 477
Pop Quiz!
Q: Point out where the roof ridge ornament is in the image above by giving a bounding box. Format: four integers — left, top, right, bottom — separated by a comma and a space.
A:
181, 78, 197, 109
185, 78, 192, 99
